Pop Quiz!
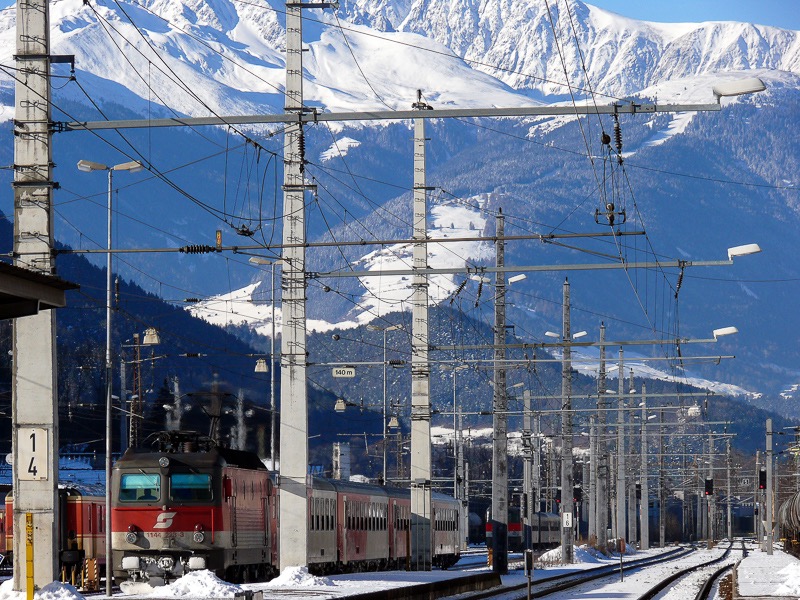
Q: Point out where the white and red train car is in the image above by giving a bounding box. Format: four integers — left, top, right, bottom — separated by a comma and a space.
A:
4, 487, 106, 585
486, 506, 560, 551
112, 431, 460, 586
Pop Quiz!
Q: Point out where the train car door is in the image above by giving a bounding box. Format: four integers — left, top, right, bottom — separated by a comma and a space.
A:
340, 496, 347, 566
224, 475, 237, 547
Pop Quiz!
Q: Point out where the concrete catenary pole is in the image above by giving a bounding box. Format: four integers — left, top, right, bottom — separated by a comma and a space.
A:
640, 382, 649, 550
588, 414, 597, 544
524, 389, 533, 549
12, 0, 60, 587
491, 210, 509, 574
410, 92, 433, 570
627, 370, 637, 546
560, 279, 574, 563
596, 324, 609, 553
766, 418, 773, 555
616, 348, 626, 550
279, 0, 309, 569
726, 437, 732, 540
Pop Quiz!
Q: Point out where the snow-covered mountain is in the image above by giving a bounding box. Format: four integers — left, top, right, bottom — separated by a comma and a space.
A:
1, 0, 799, 411
2, 0, 799, 117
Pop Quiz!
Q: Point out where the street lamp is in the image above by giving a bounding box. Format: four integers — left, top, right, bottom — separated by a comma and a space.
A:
248, 256, 284, 469
712, 77, 766, 102
367, 323, 403, 484
77, 158, 142, 596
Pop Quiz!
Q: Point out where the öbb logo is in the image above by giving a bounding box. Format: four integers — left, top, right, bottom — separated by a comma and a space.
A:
153, 512, 177, 529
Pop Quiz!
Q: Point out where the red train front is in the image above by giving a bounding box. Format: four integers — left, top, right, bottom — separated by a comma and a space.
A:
110, 431, 276, 587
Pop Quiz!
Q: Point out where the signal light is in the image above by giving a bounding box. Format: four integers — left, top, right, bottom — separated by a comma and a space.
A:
704, 478, 713, 496
759, 469, 767, 490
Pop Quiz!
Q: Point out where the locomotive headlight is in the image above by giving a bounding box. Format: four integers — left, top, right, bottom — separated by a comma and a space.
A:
126, 524, 139, 544
193, 524, 205, 543
158, 456, 170, 468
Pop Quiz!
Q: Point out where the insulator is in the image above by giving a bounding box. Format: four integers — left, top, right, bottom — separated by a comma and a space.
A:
298, 129, 306, 173
184, 298, 200, 303
179, 244, 215, 254
613, 115, 623, 163
475, 280, 483, 308
675, 268, 684, 299
450, 278, 467, 304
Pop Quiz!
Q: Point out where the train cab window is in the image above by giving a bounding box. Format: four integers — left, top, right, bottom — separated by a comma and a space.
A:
170, 474, 212, 501
120, 473, 161, 502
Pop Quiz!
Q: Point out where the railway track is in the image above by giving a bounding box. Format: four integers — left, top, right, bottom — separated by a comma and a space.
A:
452, 545, 691, 600
634, 541, 736, 600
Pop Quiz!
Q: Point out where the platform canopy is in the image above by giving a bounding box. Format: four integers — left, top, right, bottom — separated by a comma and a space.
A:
0, 261, 77, 319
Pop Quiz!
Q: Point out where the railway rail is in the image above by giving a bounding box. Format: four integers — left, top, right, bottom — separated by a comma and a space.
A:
635, 541, 736, 600
453, 545, 691, 600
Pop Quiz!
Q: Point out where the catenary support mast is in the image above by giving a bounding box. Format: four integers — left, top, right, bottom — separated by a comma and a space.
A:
12, 0, 59, 588
279, 0, 309, 569
492, 210, 508, 574
410, 93, 433, 570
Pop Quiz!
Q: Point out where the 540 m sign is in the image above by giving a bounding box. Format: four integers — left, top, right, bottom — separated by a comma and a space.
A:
18, 428, 49, 481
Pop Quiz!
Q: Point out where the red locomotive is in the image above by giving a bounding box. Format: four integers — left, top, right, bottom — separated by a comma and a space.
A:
111, 431, 460, 587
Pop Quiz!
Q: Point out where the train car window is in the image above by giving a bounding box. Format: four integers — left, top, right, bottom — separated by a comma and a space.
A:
120, 473, 161, 502
170, 474, 212, 501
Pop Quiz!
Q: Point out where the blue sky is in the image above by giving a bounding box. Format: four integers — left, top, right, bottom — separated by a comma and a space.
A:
588, 0, 800, 30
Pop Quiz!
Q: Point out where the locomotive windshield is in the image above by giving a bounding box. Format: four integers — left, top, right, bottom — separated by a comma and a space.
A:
169, 474, 212, 501
119, 473, 161, 502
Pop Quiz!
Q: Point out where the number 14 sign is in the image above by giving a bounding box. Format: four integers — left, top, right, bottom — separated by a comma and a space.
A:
18, 428, 48, 481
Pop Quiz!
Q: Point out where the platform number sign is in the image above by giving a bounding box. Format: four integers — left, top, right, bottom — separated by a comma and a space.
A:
562, 511, 573, 529
18, 428, 48, 481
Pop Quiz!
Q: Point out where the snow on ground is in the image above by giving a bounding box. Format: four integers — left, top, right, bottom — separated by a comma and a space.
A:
0, 580, 83, 600
155, 571, 243, 597
736, 545, 800, 597
9, 543, 798, 600
267, 567, 335, 587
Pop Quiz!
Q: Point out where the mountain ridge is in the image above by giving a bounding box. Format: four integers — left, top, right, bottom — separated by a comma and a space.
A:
1, 0, 799, 414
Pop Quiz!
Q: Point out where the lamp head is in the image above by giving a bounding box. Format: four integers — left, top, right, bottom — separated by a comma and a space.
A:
712, 326, 738, 339
113, 160, 144, 173
727, 243, 761, 260
712, 77, 766, 100
142, 327, 160, 345
77, 159, 108, 172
